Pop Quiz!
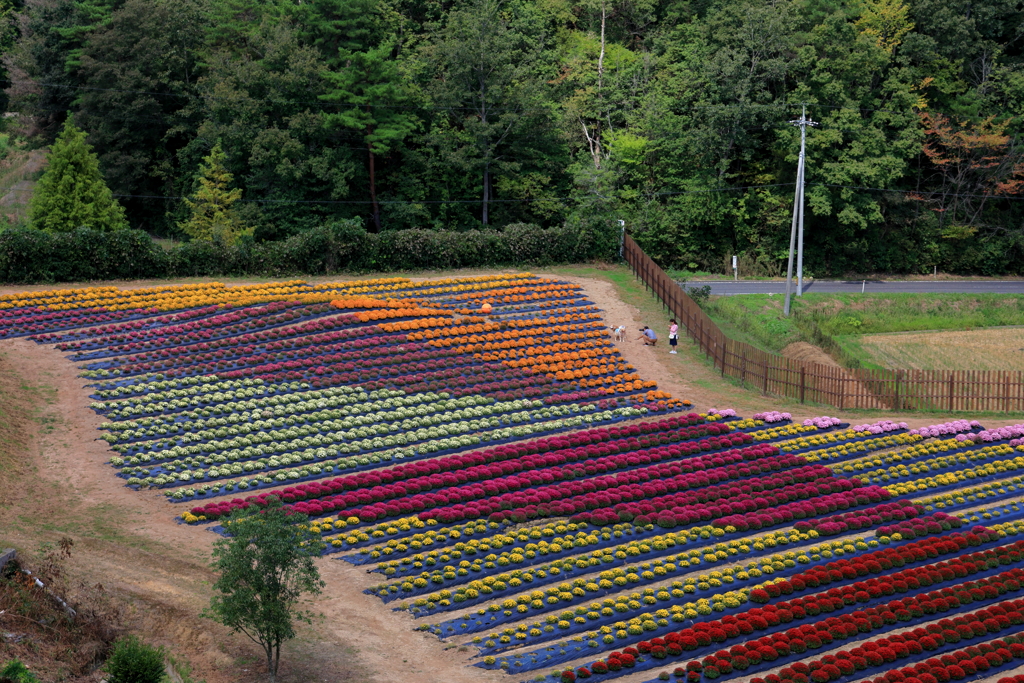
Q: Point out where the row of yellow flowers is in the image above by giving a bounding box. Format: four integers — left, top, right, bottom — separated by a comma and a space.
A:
838, 444, 1017, 482
886, 457, 1024, 496
803, 433, 925, 466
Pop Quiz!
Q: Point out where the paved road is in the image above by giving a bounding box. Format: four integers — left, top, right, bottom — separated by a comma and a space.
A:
685, 280, 1024, 295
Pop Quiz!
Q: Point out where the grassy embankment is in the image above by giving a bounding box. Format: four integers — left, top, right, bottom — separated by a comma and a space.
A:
704, 293, 1024, 370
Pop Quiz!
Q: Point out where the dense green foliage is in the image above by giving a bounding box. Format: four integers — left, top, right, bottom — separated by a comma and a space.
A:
3, 0, 1023, 274
104, 636, 165, 683
0, 220, 615, 283
0, 660, 40, 683
705, 292, 1024, 365
29, 119, 128, 233
204, 501, 325, 682
178, 142, 252, 246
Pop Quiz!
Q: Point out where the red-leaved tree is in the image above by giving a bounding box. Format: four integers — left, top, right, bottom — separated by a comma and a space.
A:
913, 112, 1024, 238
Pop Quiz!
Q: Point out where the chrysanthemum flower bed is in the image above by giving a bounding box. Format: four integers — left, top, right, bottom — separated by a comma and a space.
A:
8, 276, 1024, 683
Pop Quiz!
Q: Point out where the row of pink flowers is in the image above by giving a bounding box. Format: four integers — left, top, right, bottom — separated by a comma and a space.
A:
908, 420, 982, 438
960, 424, 1024, 442
754, 411, 792, 423
803, 417, 843, 428
850, 420, 907, 434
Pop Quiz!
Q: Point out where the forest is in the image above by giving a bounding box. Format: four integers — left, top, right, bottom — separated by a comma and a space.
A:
0, 0, 1022, 275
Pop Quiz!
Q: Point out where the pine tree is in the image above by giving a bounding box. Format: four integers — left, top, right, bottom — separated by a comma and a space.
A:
178, 142, 252, 246
30, 118, 128, 232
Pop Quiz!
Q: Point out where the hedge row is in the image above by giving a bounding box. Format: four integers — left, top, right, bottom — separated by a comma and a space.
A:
0, 220, 619, 284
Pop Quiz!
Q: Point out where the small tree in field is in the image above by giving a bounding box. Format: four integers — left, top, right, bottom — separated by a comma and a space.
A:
203, 500, 325, 681
30, 118, 128, 232
178, 141, 252, 246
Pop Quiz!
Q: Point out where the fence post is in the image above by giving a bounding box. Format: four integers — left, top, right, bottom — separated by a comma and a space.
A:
948, 373, 954, 412
894, 370, 902, 411
800, 365, 806, 404
763, 358, 769, 394
740, 350, 747, 386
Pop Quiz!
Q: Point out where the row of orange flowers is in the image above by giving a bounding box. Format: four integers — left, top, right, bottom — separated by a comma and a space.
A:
453, 282, 583, 301
0, 273, 549, 312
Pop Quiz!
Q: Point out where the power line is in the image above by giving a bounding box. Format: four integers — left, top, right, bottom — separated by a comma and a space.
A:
808, 182, 1024, 202
18, 78, 940, 120
0, 181, 797, 205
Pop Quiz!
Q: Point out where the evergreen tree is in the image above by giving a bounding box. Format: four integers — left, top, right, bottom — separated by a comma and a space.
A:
178, 142, 253, 245
30, 118, 128, 232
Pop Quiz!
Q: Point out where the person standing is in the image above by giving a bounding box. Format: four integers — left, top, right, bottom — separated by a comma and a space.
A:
668, 319, 678, 354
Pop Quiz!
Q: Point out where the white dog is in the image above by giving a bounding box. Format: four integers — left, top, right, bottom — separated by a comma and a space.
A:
612, 325, 626, 342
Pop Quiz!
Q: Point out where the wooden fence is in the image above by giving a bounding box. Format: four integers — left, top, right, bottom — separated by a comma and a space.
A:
622, 234, 1024, 413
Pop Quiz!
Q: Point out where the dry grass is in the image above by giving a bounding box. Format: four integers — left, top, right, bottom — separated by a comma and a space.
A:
856, 327, 1024, 371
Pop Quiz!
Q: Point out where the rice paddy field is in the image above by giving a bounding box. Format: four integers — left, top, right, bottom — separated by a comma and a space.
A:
847, 328, 1024, 372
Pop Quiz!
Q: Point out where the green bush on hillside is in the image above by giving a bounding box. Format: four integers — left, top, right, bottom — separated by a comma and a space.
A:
0, 218, 618, 283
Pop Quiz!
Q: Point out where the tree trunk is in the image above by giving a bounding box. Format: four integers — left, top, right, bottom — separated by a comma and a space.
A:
368, 140, 381, 233
266, 642, 276, 682
598, 0, 606, 92
482, 161, 490, 226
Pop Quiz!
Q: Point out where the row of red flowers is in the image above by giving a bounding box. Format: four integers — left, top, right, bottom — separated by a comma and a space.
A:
794, 502, 925, 537
875, 513, 965, 539
629, 480, 885, 533
847, 636, 1024, 683
115, 329, 405, 376
563, 535, 1016, 681
424, 462, 849, 527
748, 528, 1005, 605
190, 414, 722, 519
6, 305, 162, 338
742, 611, 1024, 683
44, 305, 216, 345
75, 301, 317, 356
191, 431, 778, 521
681, 569, 1024, 681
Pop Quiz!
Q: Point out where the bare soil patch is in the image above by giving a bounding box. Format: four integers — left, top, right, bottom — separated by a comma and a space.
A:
781, 341, 841, 367
858, 327, 1024, 371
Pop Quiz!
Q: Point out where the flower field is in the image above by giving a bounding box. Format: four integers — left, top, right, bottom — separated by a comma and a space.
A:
5, 274, 1024, 683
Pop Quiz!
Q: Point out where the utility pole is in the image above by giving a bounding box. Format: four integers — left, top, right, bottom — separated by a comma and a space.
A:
783, 104, 817, 316
793, 105, 817, 296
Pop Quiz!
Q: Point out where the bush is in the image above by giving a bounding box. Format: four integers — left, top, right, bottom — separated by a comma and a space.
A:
0, 219, 619, 283
0, 660, 40, 683
105, 635, 166, 683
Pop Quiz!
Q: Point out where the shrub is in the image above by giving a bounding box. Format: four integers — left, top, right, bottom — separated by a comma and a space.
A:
0, 660, 40, 683
105, 635, 166, 683
0, 220, 619, 283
